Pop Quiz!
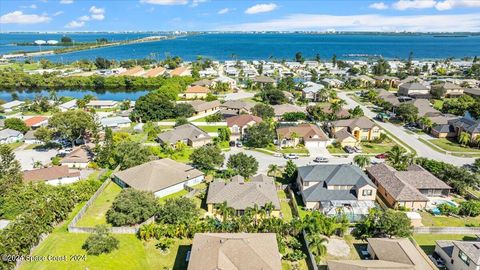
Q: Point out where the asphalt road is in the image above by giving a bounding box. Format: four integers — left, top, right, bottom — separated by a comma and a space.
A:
337, 91, 475, 167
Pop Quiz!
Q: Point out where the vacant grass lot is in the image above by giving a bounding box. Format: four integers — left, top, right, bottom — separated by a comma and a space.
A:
430, 138, 480, 153
420, 212, 480, 227
413, 234, 477, 254
76, 181, 122, 227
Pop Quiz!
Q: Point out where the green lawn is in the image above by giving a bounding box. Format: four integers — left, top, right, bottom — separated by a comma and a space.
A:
76, 181, 122, 227
360, 140, 397, 154
412, 234, 477, 254
6, 141, 24, 150
277, 190, 293, 221
197, 125, 226, 133
420, 212, 480, 227
327, 144, 347, 154
157, 147, 194, 163
430, 138, 480, 153
20, 233, 192, 270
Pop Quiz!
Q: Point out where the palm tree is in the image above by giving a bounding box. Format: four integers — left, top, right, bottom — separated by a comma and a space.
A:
263, 202, 275, 218
329, 99, 347, 115
353, 155, 371, 169
138, 223, 156, 241
216, 201, 234, 221
418, 117, 433, 132
387, 145, 408, 170
267, 164, 281, 177
459, 132, 471, 147
308, 234, 329, 265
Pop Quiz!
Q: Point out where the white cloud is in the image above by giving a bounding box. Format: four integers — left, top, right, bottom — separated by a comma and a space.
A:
218, 8, 230, 14
219, 13, 480, 32
79, 15, 90, 21
60, 0, 74, 4
53, 11, 64, 16
140, 0, 188, 5
191, 0, 208, 7
435, 0, 480, 10
369, 2, 388, 10
88, 6, 105, 21
20, 4, 37, 9
245, 3, 278, 14
0, 11, 51, 24
393, 0, 437, 10
65, 20, 85, 28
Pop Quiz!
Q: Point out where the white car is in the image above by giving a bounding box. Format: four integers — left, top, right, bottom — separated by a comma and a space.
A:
284, 153, 299, 159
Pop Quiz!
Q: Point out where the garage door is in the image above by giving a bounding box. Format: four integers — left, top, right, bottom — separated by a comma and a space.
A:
305, 141, 327, 148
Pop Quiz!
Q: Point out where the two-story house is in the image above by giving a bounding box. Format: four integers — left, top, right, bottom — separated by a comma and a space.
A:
297, 164, 377, 221
226, 114, 263, 141
330, 116, 381, 147
436, 240, 480, 270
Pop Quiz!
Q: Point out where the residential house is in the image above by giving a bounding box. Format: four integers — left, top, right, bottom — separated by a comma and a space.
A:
297, 164, 377, 220
188, 100, 221, 117
214, 76, 236, 89
187, 233, 282, 270
330, 116, 381, 146
226, 114, 262, 141
374, 89, 401, 107
113, 158, 204, 198
23, 165, 80, 186
301, 82, 325, 101
319, 104, 350, 119
59, 99, 77, 111
398, 82, 430, 98
272, 104, 306, 120
433, 117, 480, 141
24, 116, 48, 129
86, 100, 118, 109
464, 88, 480, 98
170, 66, 191, 77
191, 79, 213, 88
157, 124, 211, 148
220, 100, 256, 116
206, 174, 281, 217
435, 240, 480, 270
321, 78, 344, 88
183, 85, 210, 99
352, 75, 375, 88
374, 75, 400, 88
60, 146, 92, 168
366, 163, 451, 210
431, 82, 464, 97
119, 66, 145, 76
1, 100, 24, 112
0, 129, 23, 144
328, 238, 436, 270
276, 123, 329, 148
253, 75, 276, 87
100, 116, 132, 129
23, 130, 41, 144
143, 66, 166, 77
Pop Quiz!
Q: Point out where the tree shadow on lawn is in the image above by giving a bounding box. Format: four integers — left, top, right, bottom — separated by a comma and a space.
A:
173, 244, 191, 270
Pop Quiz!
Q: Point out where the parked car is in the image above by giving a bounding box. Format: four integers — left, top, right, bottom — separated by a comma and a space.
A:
344, 146, 355, 154
354, 146, 362, 153
236, 141, 243, 148
229, 141, 236, 147
313, 157, 328, 163
284, 153, 299, 159
375, 153, 388, 159
273, 153, 283, 157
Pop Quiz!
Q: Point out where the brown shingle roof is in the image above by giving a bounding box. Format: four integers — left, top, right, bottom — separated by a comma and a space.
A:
331, 116, 377, 129
170, 66, 190, 76
189, 100, 221, 112
185, 85, 210, 94
206, 174, 280, 210
143, 66, 166, 77
277, 123, 328, 142
23, 166, 80, 183
119, 66, 145, 76
226, 115, 262, 127
61, 147, 91, 164
114, 158, 204, 193
157, 124, 210, 144
188, 233, 282, 270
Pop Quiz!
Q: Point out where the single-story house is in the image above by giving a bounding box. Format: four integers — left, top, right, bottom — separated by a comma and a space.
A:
272, 104, 306, 120
100, 116, 132, 129
60, 146, 92, 168
398, 82, 430, 98
191, 79, 213, 88
119, 66, 145, 76
220, 100, 256, 116
24, 130, 41, 144
374, 75, 400, 88
188, 100, 221, 117
435, 240, 480, 270
182, 85, 210, 99
59, 99, 77, 111
143, 66, 166, 77
157, 124, 211, 148
319, 104, 350, 119
214, 76, 236, 88
226, 114, 262, 141
1, 100, 24, 112
113, 158, 204, 198
328, 238, 436, 270
187, 233, 282, 270
352, 75, 375, 88
0, 129, 24, 144
297, 164, 377, 220
276, 123, 329, 148
464, 88, 480, 98
23, 165, 80, 186
24, 116, 48, 129
330, 116, 381, 143
253, 75, 276, 87
431, 82, 464, 97
301, 82, 325, 101
86, 100, 118, 109
366, 163, 451, 210
206, 174, 281, 217
170, 66, 191, 77
321, 78, 344, 88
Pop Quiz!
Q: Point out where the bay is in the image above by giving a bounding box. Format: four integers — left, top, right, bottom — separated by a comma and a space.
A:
0, 89, 148, 102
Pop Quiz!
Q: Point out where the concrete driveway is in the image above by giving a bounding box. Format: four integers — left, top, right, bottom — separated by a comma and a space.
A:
14, 148, 58, 170
337, 91, 475, 166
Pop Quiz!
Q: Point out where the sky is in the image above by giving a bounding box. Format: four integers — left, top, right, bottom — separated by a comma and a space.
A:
1, 0, 480, 32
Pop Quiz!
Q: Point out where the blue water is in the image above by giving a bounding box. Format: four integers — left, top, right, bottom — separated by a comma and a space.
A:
1, 33, 480, 62
0, 89, 148, 102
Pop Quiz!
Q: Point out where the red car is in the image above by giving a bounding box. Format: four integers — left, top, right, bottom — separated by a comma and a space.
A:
375, 153, 388, 159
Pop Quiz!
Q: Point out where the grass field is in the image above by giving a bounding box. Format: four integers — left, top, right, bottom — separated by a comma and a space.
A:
197, 125, 226, 133
430, 138, 480, 153
420, 212, 480, 227
360, 140, 397, 154
327, 144, 347, 154
412, 234, 477, 254
76, 181, 122, 227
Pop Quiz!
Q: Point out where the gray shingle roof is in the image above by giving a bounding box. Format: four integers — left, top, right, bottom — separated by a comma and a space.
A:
206, 174, 280, 210
0, 128, 22, 139
157, 124, 210, 144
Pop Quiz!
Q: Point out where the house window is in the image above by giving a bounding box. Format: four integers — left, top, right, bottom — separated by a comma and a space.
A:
362, 190, 373, 196
458, 251, 470, 266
